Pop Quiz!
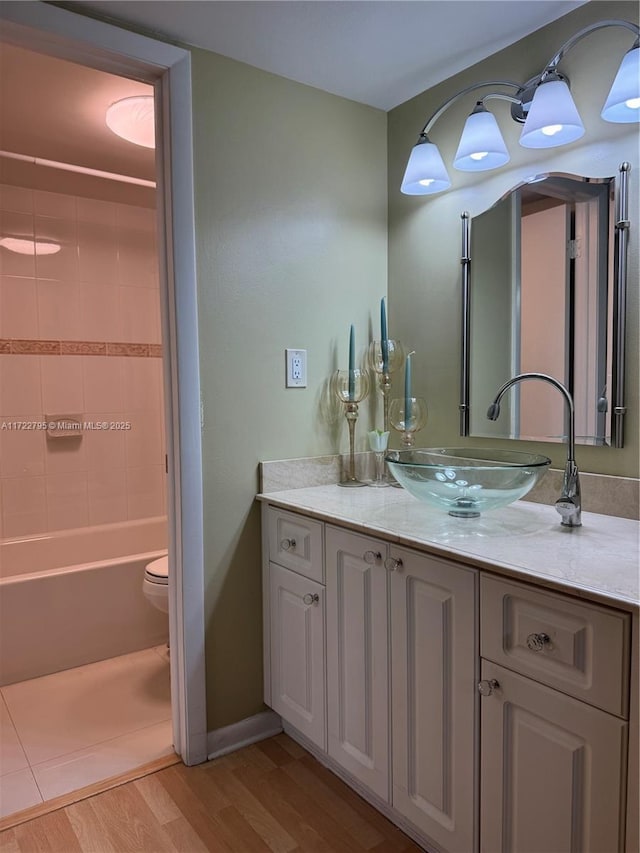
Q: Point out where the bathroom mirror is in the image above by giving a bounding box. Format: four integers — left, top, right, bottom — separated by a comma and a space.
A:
459, 163, 630, 448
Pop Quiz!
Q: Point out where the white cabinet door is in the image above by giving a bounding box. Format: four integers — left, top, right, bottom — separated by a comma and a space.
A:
269, 562, 326, 749
391, 547, 478, 853
480, 659, 627, 853
325, 526, 390, 800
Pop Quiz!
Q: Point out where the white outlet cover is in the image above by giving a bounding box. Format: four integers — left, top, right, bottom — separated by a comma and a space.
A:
286, 348, 307, 387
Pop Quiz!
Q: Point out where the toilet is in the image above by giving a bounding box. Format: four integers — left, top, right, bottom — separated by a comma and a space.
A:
143, 555, 169, 613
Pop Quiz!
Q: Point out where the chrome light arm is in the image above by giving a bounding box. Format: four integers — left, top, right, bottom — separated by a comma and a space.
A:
487, 372, 581, 527
543, 19, 639, 77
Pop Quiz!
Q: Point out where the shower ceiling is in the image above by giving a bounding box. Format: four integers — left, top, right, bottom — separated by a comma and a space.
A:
0, 43, 155, 183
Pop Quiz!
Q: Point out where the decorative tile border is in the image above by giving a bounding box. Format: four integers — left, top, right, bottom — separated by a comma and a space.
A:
0, 339, 162, 357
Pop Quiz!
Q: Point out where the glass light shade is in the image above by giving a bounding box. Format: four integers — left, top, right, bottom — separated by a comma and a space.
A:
400, 138, 451, 195
453, 108, 510, 171
519, 79, 585, 148
106, 96, 155, 148
601, 46, 640, 123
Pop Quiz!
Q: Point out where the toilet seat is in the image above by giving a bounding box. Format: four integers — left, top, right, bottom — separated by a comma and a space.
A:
145, 555, 168, 585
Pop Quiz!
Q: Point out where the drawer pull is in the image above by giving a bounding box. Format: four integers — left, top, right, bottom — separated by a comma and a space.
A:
280, 538, 296, 551
363, 550, 381, 564
526, 632, 551, 652
302, 593, 319, 606
384, 556, 403, 572
478, 679, 500, 696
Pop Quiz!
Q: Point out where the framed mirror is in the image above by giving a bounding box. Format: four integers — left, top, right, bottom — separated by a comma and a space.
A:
459, 163, 630, 448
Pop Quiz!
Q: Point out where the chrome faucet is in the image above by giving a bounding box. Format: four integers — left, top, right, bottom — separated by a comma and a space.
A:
487, 372, 581, 527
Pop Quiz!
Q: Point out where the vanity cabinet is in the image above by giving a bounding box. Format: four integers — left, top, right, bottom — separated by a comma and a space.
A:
325, 525, 390, 800
390, 546, 477, 853
479, 576, 631, 853
261, 500, 636, 853
265, 508, 326, 749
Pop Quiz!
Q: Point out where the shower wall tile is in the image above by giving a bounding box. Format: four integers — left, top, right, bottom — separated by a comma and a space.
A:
83, 418, 127, 472
120, 286, 160, 343
0, 210, 36, 277
79, 281, 122, 341
87, 468, 127, 525
0, 354, 41, 414
46, 472, 89, 531
34, 190, 76, 219
34, 216, 78, 282
44, 434, 86, 475
0, 185, 33, 214
125, 412, 163, 469
36, 279, 81, 340
0, 275, 39, 339
40, 355, 84, 413
1, 476, 47, 538
82, 356, 124, 412
76, 196, 116, 225
0, 184, 164, 538
126, 465, 164, 520
78, 221, 118, 284
0, 423, 45, 478
122, 357, 160, 412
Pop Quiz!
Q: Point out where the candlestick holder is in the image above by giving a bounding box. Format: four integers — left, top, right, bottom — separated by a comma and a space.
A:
333, 369, 370, 487
368, 429, 390, 487
368, 339, 405, 433
389, 397, 428, 447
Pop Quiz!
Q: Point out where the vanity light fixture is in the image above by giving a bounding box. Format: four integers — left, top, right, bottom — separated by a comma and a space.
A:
105, 95, 155, 149
401, 19, 640, 195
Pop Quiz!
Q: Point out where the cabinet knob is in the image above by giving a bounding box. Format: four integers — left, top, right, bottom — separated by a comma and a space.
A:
477, 679, 500, 696
280, 537, 296, 551
384, 556, 403, 572
363, 550, 381, 564
302, 593, 319, 605
526, 632, 551, 652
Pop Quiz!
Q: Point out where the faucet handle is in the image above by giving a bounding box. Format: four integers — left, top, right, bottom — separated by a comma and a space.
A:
555, 496, 581, 526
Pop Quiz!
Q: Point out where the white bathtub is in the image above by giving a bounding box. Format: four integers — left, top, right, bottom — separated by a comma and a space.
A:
0, 518, 169, 686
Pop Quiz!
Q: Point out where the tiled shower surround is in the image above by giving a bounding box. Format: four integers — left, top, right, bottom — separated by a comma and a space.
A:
0, 183, 166, 539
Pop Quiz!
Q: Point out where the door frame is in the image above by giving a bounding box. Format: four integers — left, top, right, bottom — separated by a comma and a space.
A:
0, 1, 207, 764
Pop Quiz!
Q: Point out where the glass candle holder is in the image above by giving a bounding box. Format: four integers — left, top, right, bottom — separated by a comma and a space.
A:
333, 368, 370, 487
389, 396, 428, 447
367, 429, 390, 487
368, 339, 406, 432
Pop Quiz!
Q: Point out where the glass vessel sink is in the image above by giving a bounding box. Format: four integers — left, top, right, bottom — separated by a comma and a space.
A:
386, 447, 551, 518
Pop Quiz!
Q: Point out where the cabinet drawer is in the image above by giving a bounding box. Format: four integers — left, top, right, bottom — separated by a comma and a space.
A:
481, 575, 630, 717
268, 507, 324, 582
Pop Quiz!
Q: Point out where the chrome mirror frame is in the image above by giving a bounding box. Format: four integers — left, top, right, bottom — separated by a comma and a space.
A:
459, 161, 631, 448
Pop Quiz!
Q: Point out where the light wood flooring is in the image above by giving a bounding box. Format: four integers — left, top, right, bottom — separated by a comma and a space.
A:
0, 733, 422, 852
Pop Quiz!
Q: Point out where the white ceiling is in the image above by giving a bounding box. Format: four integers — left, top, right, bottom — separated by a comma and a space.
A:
75, 0, 588, 111
0, 0, 588, 184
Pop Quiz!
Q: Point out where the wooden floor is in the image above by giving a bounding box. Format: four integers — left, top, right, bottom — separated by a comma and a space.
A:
0, 734, 422, 852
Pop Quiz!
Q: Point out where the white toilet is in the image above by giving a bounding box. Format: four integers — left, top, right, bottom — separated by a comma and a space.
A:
143, 555, 169, 613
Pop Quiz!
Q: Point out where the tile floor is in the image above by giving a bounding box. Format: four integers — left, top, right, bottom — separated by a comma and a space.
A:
0, 645, 173, 819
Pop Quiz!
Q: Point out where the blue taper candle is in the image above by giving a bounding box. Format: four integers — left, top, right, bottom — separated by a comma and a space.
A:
380, 297, 389, 373
404, 351, 412, 424
348, 324, 355, 400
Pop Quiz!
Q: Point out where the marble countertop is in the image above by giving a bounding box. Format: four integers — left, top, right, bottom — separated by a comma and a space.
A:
258, 486, 640, 611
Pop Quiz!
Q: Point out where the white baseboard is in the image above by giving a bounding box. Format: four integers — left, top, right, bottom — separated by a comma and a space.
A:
207, 709, 282, 760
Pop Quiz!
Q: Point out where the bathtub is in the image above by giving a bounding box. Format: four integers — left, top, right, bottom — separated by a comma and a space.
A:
0, 518, 169, 686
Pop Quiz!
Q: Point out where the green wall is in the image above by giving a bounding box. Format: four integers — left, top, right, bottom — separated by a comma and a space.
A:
388, 0, 639, 478
190, 50, 387, 728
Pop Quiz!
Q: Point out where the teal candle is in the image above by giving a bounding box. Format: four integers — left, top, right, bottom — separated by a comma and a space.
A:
348, 324, 355, 400
380, 297, 389, 373
404, 352, 412, 424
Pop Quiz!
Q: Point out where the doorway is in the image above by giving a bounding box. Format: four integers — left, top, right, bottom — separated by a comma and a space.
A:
0, 0, 206, 788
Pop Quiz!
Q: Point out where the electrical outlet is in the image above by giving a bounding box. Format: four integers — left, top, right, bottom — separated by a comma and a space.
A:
286, 349, 307, 387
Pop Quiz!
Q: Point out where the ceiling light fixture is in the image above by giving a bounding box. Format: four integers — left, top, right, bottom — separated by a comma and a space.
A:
401, 19, 640, 195
105, 95, 155, 149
